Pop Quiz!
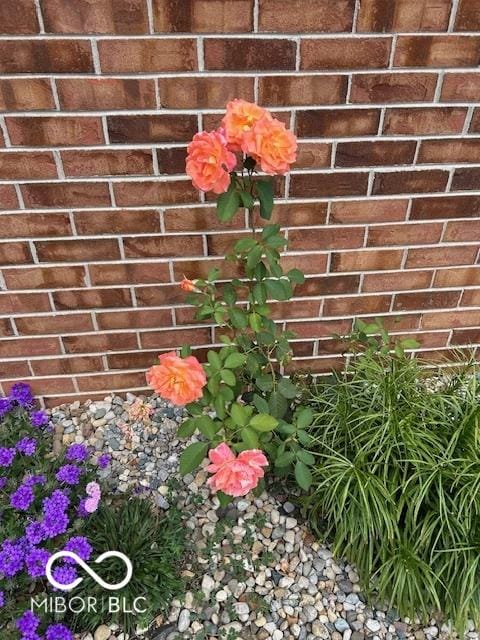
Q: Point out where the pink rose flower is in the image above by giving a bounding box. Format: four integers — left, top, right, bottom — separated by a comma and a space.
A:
206, 443, 268, 497
146, 351, 207, 406
186, 129, 237, 194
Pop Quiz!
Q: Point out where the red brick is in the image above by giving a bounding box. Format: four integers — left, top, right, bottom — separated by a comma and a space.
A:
204, 39, 296, 71
135, 284, 187, 306
418, 139, 480, 164
89, 262, 170, 286
0, 337, 61, 358
0, 79, 54, 111
451, 168, 480, 192
301, 38, 390, 71
357, 0, 452, 32
363, 270, 433, 292
443, 220, 480, 242
62, 150, 153, 177
287, 318, 352, 338
205, 232, 255, 256
335, 141, 416, 167
406, 245, 478, 268
410, 195, 480, 220
140, 327, 211, 349
296, 143, 332, 169
31, 356, 103, 376
395, 36, 480, 67
259, 0, 355, 32
123, 235, 203, 259
394, 290, 460, 311
0, 39, 93, 73
74, 209, 159, 235
434, 267, 480, 287
0, 361, 31, 378
291, 341, 315, 357
368, 222, 443, 247
351, 73, 437, 103
323, 294, 392, 316
0, 318, 14, 337
0, 152, 57, 180
461, 289, 480, 306
154, 0, 253, 32
3, 265, 86, 289
0, 213, 71, 239
156, 148, 187, 175
383, 108, 466, 135
159, 77, 254, 109
258, 75, 346, 107
289, 227, 364, 251
373, 170, 449, 195
113, 180, 197, 206
331, 249, 403, 272
281, 253, 329, 275
35, 239, 120, 263
41, 0, 149, 33
0, 242, 32, 265
0, 0, 39, 33
98, 39, 197, 73
422, 310, 480, 330
451, 328, 480, 345
470, 109, 480, 133
62, 332, 137, 353
3, 377, 76, 395
54, 289, 132, 311
7, 117, 103, 146
107, 115, 196, 144
295, 275, 360, 297
22, 183, 110, 209
172, 258, 243, 281
57, 78, 156, 111
0, 185, 19, 209
107, 350, 159, 370
285, 356, 345, 375
441, 73, 480, 102
297, 109, 380, 138
96, 309, 173, 331
455, 0, 480, 31
290, 173, 369, 198
76, 372, 147, 393
163, 205, 245, 232
15, 313, 94, 335
270, 299, 322, 320
330, 199, 408, 223
0, 292, 51, 314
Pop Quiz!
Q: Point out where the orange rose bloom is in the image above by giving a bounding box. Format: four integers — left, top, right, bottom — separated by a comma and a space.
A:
242, 116, 297, 175
180, 278, 198, 292
146, 351, 206, 406
186, 129, 236, 194
221, 99, 270, 151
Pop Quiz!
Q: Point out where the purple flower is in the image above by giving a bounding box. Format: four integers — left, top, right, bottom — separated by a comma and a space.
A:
55, 464, 81, 486
43, 512, 69, 539
24, 474, 46, 488
0, 590, 4, 607
52, 564, 78, 591
45, 623, 74, 640
10, 382, 34, 408
25, 521, 45, 545
0, 476, 7, 490
30, 410, 49, 428
26, 547, 50, 578
0, 447, 15, 467
77, 498, 90, 518
10, 484, 35, 511
16, 610, 40, 636
64, 536, 92, 563
16, 437, 37, 457
65, 443, 89, 463
0, 539, 25, 577
42, 489, 70, 513
97, 453, 111, 469
0, 397, 11, 418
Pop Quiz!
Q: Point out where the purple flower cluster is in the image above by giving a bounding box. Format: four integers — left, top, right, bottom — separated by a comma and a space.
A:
97, 453, 111, 469
0, 446, 16, 467
26, 546, 51, 578
52, 564, 78, 590
55, 464, 81, 486
0, 538, 25, 577
0, 590, 4, 607
16, 610, 40, 636
0, 396, 11, 418
10, 382, 34, 408
45, 623, 73, 640
64, 535, 92, 562
0, 476, 7, 489
10, 483, 35, 511
16, 436, 37, 456
30, 410, 49, 428
65, 443, 89, 463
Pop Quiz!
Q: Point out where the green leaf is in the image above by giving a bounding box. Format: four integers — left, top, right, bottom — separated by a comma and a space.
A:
217, 185, 240, 222
179, 442, 209, 476
275, 451, 296, 468
256, 179, 274, 220
231, 403, 250, 427
186, 402, 203, 416
278, 378, 298, 399
265, 278, 290, 301
255, 374, 274, 392
294, 460, 312, 491
269, 391, 288, 419
261, 224, 281, 240
253, 282, 267, 305
247, 244, 264, 271
217, 490, 233, 507
229, 308, 248, 329
197, 416, 218, 440
298, 430, 314, 446
224, 352, 246, 368
207, 350, 222, 369
296, 449, 315, 466
296, 407, 314, 430
253, 394, 269, 414
223, 283, 237, 306
250, 413, 278, 432
249, 312, 263, 332
241, 427, 259, 448
239, 190, 254, 209
180, 344, 192, 358
221, 369, 237, 386
214, 395, 226, 420
287, 268, 305, 285
401, 338, 420, 350
235, 237, 257, 253
207, 267, 220, 282
177, 418, 197, 438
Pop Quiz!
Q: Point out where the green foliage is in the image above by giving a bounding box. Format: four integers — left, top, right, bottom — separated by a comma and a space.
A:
70, 497, 186, 635
305, 321, 480, 630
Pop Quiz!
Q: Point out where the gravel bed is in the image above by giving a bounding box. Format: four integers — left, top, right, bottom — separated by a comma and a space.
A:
48, 393, 477, 640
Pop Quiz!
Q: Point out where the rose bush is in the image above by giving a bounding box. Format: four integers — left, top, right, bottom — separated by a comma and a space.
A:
147, 100, 315, 502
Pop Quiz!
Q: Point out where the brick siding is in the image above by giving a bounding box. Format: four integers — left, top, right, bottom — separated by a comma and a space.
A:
0, 0, 479, 405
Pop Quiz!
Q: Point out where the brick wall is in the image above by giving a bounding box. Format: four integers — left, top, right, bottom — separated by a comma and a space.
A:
0, 0, 479, 406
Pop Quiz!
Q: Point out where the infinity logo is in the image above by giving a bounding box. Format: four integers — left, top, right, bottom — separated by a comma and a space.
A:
45, 551, 133, 592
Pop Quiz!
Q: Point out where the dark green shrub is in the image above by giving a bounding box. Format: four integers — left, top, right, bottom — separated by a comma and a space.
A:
305, 322, 480, 631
